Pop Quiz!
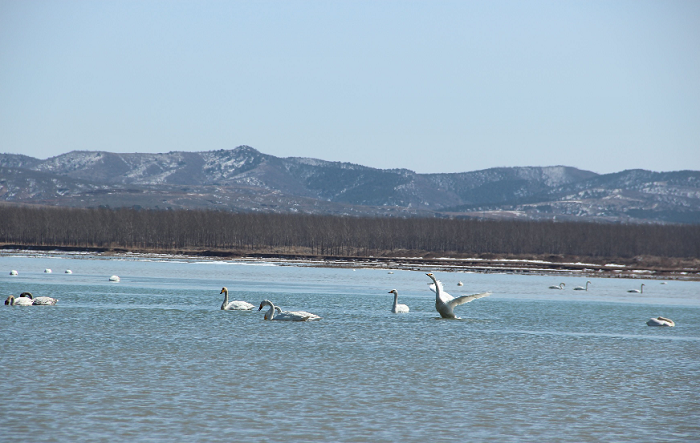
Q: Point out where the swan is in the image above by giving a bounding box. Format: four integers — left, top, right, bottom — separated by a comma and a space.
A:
20, 292, 58, 305
388, 289, 409, 313
109, 275, 120, 282
9, 270, 18, 276
573, 281, 592, 291
44, 269, 52, 273
65, 270, 72, 274
219, 287, 255, 310
5, 295, 33, 306
258, 300, 321, 321
426, 273, 491, 319
646, 316, 675, 327
548, 283, 565, 290
457, 281, 464, 286
628, 283, 645, 293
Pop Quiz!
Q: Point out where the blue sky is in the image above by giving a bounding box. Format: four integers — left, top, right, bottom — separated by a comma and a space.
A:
1, 0, 698, 174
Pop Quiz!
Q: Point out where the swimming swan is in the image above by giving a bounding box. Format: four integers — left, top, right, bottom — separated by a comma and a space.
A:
646, 316, 674, 327
628, 284, 645, 293
258, 300, 321, 321
219, 287, 255, 310
426, 273, 491, 319
20, 292, 58, 305
573, 281, 592, 291
5, 295, 33, 306
388, 289, 409, 313
549, 283, 565, 290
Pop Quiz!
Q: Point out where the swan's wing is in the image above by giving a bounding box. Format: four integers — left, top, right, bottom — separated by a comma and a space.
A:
226, 301, 255, 310
446, 292, 491, 309
32, 297, 58, 305
274, 310, 321, 321
394, 304, 410, 313
14, 298, 34, 306
428, 281, 454, 302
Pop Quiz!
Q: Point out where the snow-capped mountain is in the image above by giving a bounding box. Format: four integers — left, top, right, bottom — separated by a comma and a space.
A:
1, 146, 698, 223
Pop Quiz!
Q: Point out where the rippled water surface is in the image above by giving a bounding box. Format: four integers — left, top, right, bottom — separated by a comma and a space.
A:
2, 254, 699, 442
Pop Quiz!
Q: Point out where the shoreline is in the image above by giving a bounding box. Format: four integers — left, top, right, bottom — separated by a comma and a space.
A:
2, 245, 699, 281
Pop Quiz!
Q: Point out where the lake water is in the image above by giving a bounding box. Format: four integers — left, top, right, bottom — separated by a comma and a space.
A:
2, 253, 699, 442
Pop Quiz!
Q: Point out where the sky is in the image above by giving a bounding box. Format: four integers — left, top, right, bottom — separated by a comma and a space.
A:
1, 0, 698, 174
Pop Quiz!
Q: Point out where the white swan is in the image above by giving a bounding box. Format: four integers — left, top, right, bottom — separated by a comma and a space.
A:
573, 281, 592, 291
109, 275, 120, 282
258, 300, 321, 321
426, 273, 491, 319
5, 295, 33, 306
9, 270, 18, 276
457, 281, 464, 286
44, 269, 52, 273
628, 283, 645, 293
646, 316, 675, 327
20, 292, 58, 305
65, 270, 72, 274
388, 289, 409, 313
219, 287, 255, 310
549, 283, 565, 290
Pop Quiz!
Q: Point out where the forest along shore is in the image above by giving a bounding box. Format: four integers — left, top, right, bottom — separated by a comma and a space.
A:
2, 245, 699, 281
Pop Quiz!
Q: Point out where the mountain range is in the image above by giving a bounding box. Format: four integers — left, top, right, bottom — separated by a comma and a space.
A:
1, 146, 699, 224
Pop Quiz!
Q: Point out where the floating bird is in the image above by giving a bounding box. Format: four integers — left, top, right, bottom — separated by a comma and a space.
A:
573, 281, 592, 291
426, 273, 491, 319
258, 300, 321, 321
628, 283, 645, 293
647, 316, 674, 327
5, 295, 33, 306
65, 270, 72, 274
109, 275, 120, 282
549, 283, 565, 290
388, 289, 409, 313
44, 269, 52, 273
219, 287, 255, 310
9, 270, 18, 276
21, 292, 58, 305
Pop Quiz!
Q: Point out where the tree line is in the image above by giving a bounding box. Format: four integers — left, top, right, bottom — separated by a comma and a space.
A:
0, 205, 699, 258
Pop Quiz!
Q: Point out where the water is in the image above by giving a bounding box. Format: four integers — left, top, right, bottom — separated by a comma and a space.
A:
2, 253, 699, 442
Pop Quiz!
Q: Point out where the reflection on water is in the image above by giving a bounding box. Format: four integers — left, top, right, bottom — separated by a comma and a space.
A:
1, 254, 699, 442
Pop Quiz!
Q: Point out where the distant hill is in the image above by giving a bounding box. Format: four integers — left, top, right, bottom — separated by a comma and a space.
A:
1, 146, 699, 223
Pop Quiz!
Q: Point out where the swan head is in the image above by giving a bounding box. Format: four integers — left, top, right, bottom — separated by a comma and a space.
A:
220, 287, 228, 294
258, 300, 273, 311
388, 289, 398, 294
426, 273, 436, 281
5, 295, 14, 305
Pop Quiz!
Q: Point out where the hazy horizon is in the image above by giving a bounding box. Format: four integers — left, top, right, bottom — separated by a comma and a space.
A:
2, 1, 698, 175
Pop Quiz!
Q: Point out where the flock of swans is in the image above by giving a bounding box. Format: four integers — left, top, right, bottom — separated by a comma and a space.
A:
216, 273, 493, 321
3, 268, 676, 327
549, 280, 651, 294
546, 280, 675, 326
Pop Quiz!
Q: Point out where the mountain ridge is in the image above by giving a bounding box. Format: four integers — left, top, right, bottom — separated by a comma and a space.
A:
1, 146, 699, 223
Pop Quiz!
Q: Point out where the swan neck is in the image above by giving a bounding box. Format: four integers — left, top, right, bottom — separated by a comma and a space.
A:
393, 292, 399, 308
432, 279, 442, 302
263, 301, 276, 320
221, 289, 229, 309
